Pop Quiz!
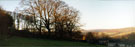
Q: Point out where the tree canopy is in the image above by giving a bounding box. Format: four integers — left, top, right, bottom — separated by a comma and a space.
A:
11, 0, 81, 39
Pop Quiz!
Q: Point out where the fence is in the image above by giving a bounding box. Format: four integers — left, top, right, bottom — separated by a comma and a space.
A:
108, 43, 135, 47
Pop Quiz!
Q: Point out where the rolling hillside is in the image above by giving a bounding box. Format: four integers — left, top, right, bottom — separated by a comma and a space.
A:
82, 27, 135, 38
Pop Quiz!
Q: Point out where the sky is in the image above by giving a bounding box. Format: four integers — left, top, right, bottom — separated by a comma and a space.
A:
0, 0, 134, 30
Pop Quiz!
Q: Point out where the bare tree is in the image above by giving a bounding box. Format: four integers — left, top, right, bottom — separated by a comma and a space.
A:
53, 7, 80, 39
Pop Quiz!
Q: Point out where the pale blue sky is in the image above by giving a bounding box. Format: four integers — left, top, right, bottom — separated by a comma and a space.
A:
0, 0, 134, 30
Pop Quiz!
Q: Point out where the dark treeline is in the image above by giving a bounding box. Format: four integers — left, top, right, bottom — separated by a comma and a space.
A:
0, 0, 83, 41
85, 32, 110, 45
0, 7, 13, 40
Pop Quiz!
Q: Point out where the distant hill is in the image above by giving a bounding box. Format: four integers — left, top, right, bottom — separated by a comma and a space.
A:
102, 27, 135, 38
81, 27, 135, 38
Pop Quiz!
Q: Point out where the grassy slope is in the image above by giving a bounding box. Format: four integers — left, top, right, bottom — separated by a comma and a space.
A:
0, 36, 105, 47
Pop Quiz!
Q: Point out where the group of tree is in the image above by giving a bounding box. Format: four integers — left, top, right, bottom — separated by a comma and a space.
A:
0, 0, 116, 45
10, 0, 82, 40
85, 32, 111, 45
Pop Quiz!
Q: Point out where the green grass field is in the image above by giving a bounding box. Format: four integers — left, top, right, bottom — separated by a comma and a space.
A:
0, 36, 105, 47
